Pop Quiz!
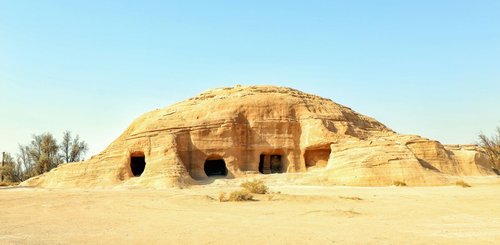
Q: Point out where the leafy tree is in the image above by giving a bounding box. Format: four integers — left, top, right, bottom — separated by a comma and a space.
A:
2, 131, 89, 183
478, 127, 500, 170
60, 131, 88, 163
28, 133, 62, 175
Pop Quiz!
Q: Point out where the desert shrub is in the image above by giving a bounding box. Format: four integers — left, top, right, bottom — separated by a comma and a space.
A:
228, 190, 254, 202
393, 180, 407, 186
478, 127, 500, 170
240, 179, 268, 194
218, 192, 226, 202
456, 180, 471, 188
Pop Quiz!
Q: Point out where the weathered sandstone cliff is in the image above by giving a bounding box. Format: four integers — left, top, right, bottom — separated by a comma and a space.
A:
22, 85, 497, 188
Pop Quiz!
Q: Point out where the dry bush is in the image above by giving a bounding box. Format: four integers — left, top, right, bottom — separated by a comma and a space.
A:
240, 179, 268, 194
218, 192, 226, 202
227, 190, 254, 202
393, 180, 407, 186
478, 127, 500, 170
456, 180, 471, 188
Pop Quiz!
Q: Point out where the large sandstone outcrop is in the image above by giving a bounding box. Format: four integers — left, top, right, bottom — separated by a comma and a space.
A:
22, 85, 497, 188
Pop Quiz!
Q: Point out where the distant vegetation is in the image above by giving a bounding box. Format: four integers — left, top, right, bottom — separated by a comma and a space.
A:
478, 127, 500, 171
1, 131, 88, 183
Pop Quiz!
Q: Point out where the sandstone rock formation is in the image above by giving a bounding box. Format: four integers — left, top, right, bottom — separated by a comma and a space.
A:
22, 85, 497, 188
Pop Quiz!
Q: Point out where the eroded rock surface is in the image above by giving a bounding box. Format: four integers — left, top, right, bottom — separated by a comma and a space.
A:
22, 85, 497, 188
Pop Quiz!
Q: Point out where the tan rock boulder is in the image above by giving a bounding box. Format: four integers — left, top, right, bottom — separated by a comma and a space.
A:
322, 137, 449, 186
21, 85, 497, 188
444, 144, 495, 176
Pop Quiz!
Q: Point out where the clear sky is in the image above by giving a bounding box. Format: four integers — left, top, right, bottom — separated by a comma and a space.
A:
1, 0, 499, 157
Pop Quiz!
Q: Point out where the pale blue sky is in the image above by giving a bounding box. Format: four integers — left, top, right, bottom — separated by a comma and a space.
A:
1, 0, 499, 157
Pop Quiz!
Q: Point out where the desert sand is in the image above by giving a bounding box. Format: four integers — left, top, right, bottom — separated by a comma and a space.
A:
2, 176, 500, 245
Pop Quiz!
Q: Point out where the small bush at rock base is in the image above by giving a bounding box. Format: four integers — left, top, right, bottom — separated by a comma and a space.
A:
240, 179, 268, 194
228, 190, 254, 201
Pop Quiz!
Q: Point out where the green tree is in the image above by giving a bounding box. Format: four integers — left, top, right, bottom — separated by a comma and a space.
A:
4, 131, 89, 182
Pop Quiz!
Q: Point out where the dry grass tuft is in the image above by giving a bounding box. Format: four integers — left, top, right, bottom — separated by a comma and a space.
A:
393, 180, 407, 187
219, 192, 227, 202
217, 180, 272, 202
240, 179, 268, 194
218, 190, 254, 202
218, 192, 226, 202
456, 180, 471, 188
339, 196, 363, 201
228, 190, 254, 202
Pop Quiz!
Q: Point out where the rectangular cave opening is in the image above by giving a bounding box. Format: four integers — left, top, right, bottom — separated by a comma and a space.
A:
304, 148, 331, 169
259, 154, 283, 174
270, 155, 283, 173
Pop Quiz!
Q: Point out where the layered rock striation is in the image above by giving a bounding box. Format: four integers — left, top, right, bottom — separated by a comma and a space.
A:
22, 85, 497, 188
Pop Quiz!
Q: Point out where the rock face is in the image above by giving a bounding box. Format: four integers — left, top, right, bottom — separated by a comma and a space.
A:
22, 85, 497, 188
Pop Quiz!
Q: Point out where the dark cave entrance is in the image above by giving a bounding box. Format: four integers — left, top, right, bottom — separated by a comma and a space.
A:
204, 159, 228, 176
130, 153, 146, 177
258, 154, 265, 173
259, 154, 283, 174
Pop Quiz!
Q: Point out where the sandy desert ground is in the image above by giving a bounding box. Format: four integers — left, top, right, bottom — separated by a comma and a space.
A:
1, 176, 500, 245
